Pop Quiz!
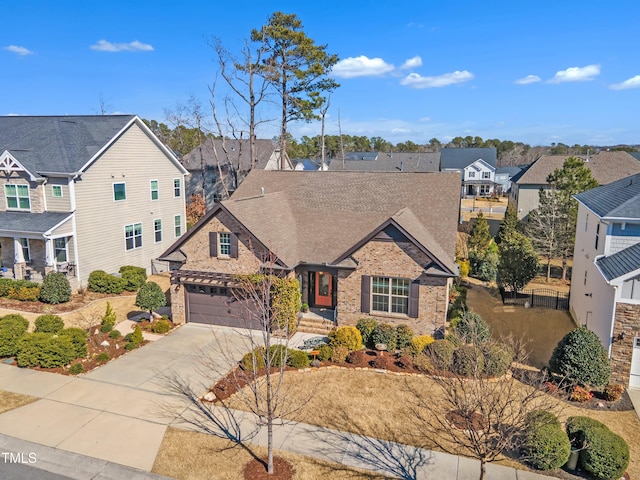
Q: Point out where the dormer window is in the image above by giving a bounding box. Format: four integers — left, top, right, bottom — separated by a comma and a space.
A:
5, 184, 30, 210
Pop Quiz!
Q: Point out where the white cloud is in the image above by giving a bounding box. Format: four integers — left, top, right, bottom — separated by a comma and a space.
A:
401, 56, 422, 69
400, 70, 474, 88
515, 74, 541, 85
609, 75, 640, 90
549, 64, 600, 83
418, 117, 431, 122
4, 45, 33, 56
90, 40, 154, 52
332, 55, 394, 78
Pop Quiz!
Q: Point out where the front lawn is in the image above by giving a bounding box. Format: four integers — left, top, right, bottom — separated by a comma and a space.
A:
220, 367, 640, 479
152, 427, 390, 480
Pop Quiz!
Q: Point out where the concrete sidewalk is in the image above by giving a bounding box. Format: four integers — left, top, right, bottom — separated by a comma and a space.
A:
0, 433, 171, 480
0, 324, 558, 479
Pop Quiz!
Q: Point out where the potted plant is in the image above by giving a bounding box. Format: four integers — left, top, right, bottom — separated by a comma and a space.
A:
301, 303, 309, 313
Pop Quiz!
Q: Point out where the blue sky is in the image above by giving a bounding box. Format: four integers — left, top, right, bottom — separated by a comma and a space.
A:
3, 1, 640, 146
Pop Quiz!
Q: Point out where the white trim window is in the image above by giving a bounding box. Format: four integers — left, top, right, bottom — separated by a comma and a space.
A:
174, 215, 182, 237
154, 219, 162, 243
54, 237, 68, 263
5, 184, 30, 210
173, 178, 181, 197
113, 182, 126, 201
150, 180, 159, 201
52, 185, 63, 198
20, 238, 31, 263
468, 171, 476, 178
125, 223, 142, 250
372, 276, 410, 314
482, 171, 491, 179
218, 232, 231, 256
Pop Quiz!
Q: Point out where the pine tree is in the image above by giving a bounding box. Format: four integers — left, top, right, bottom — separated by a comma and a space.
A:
495, 203, 521, 245
468, 212, 492, 253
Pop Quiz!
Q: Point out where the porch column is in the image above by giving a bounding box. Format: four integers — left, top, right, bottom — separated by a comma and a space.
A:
13, 238, 24, 263
44, 237, 54, 267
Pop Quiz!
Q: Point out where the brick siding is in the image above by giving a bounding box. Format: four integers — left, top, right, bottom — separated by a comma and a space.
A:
337, 239, 449, 336
611, 302, 640, 387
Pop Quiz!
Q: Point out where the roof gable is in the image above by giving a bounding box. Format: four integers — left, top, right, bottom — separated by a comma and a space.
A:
440, 148, 497, 170
575, 173, 640, 219
515, 152, 640, 186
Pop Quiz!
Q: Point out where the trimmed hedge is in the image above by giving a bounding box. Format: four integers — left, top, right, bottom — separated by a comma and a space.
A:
119, 266, 147, 292
39, 272, 71, 304
549, 326, 611, 388
356, 318, 378, 348
452, 344, 485, 376
329, 326, 363, 352
152, 319, 172, 334
16, 333, 75, 368
59, 327, 88, 358
34, 314, 64, 334
287, 349, 310, 368
483, 344, 513, 377
523, 424, 571, 470
0, 315, 30, 356
426, 339, 455, 371
566, 416, 629, 480
395, 324, 414, 350
241, 347, 265, 371
87, 270, 125, 294
371, 323, 397, 351
453, 311, 491, 344
411, 335, 435, 354
0, 279, 41, 301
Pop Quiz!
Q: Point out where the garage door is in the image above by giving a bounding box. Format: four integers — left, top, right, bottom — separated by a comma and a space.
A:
185, 284, 255, 328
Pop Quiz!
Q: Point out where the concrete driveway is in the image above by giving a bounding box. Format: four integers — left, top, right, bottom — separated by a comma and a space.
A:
0, 324, 249, 471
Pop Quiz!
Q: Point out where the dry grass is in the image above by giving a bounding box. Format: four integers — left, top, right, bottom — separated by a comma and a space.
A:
152, 427, 390, 480
0, 390, 37, 414
223, 368, 640, 478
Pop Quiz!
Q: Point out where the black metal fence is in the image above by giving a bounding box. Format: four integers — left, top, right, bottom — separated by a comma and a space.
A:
499, 287, 570, 310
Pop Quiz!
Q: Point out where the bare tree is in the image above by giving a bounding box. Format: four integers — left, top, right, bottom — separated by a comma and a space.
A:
211, 37, 272, 168
405, 335, 563, 480
162, 260, 306, 476
319, 96, 330, 168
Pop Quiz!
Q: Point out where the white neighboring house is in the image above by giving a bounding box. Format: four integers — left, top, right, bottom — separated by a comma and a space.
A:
569, 173, 640, 387
0, 115, 188, 289
439, 148, 497, 197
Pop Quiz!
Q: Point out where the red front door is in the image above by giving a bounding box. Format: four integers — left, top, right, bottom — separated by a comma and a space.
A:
315, 271, 333, 307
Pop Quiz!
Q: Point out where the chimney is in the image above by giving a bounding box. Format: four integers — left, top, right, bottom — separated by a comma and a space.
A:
585, 149, 590, 162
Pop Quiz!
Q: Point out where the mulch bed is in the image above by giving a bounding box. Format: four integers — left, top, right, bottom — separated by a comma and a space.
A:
0, 290, 136, 315
243, 455, 294, 480
0, 318, 179, 376
1, 326, 147, 375
208, 349, 633, 413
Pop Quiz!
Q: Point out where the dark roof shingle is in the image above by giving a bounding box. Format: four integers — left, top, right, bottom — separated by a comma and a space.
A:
0, 115, 136, 176
515, 152, 640, 186
440, 148, 497, 170
575, 173, 640, 219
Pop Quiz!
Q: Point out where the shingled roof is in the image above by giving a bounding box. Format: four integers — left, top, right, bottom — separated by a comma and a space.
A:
0, 115, 137, 176
327, 152, 439, 172
440, 148, 497, 170
575, 173, 640, 219
514, 151, 640, 186
232, 170, 460, 268
181, 138, 278, 171
167, 171, 460, 274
